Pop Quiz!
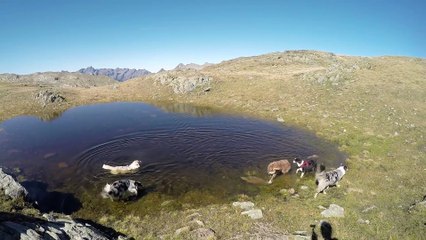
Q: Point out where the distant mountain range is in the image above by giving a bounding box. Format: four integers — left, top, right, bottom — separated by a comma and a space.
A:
78, 67, 151, 82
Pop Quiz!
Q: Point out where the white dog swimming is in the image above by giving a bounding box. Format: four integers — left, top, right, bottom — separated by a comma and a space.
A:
102, 160, 141, 174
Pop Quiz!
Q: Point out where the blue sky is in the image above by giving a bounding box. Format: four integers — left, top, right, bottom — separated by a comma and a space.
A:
0, 0, 425, 74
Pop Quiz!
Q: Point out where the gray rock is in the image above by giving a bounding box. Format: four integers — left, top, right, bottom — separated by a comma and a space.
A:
175, 226, 190, 236
35, 90, 65, 106
232, 201, 255, 211
0, 168, 28, 199
241, 209, 263, 220
0, 213, 126, 240
321, 204, 345, 218
153, 71, 211, 94
190, 227, 216, 240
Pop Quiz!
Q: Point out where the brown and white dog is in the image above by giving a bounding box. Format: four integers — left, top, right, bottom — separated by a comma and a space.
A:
314, 164, 347, 198
267, 159, 291, 184
293, 155, 318, 178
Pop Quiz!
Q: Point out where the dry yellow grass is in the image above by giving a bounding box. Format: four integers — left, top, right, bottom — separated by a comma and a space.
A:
1, 51, 425, 239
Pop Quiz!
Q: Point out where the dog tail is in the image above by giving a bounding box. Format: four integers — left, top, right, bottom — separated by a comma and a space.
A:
310, 224, 318, 240
102, 164, 113, 170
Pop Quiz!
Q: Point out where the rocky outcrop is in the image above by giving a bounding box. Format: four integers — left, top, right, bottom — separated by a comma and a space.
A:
0, 170, 128, 239
152, 70, 211, 94
0, 212, 128, 240
35, 89, 66, 107
298, 55, 373, 86
0, 168, 28, 200
78, 67, 151, 81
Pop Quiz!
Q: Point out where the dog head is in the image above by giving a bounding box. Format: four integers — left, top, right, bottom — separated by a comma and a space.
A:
101, 183, 113, 199
129, 160, 141, 169
293, 158, 303, 164
338, 164, 348, 173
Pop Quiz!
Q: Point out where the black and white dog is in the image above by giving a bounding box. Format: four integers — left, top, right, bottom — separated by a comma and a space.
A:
293, 155, 318, 178
314, 164, 347, 198
101, 179, 142, 201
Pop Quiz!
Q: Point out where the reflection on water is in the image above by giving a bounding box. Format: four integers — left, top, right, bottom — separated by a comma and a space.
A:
157, 102, 217, 117
0, 102, 345, 215
37, 110, 65, 122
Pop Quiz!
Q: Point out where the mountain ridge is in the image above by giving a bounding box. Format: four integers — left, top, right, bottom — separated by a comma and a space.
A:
78, 67, 151, 81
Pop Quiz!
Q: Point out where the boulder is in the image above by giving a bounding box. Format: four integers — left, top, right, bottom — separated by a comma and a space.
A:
241, 209, 263, 220
35, 90, 65, 106
0, 212, 128, 240
0, 168, 28, 200
321, 204, 344, 218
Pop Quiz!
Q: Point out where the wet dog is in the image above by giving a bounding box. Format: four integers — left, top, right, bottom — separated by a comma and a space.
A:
314, 164, 347, 198
101, 179, 142, 201
293, 154, 318, 178
267, 159, 291, 184
102, 160, 141, 174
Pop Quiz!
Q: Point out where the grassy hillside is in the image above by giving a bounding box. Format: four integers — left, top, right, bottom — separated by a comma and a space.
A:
1, 51, 425, 239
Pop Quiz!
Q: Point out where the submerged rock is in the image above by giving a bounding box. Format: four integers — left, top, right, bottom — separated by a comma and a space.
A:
240, 176, 267, 185
0, 168, 28, 200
